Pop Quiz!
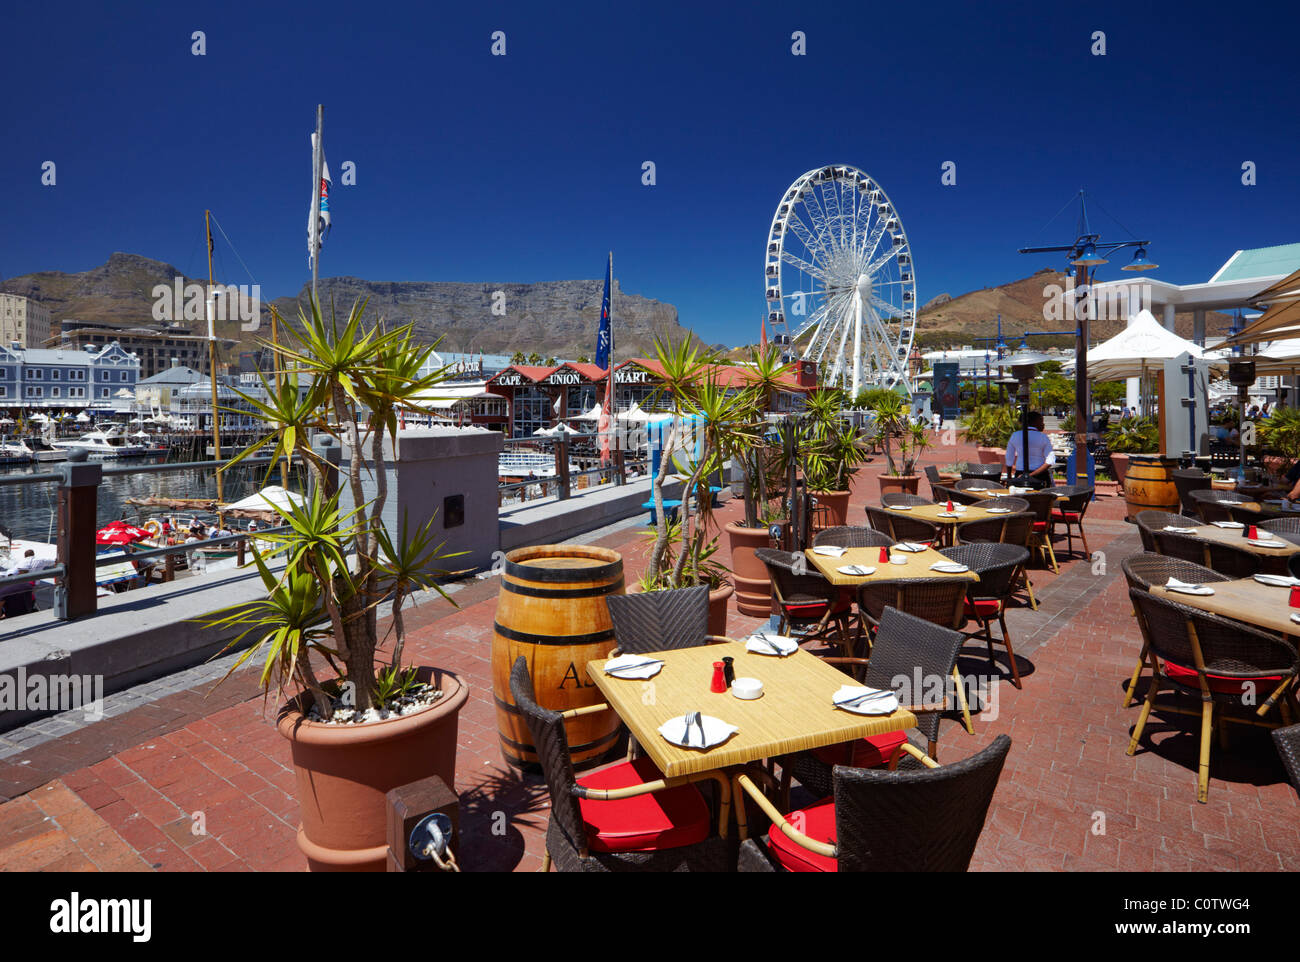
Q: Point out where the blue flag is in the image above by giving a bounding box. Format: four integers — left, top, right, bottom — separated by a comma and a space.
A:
595, 252, 612, 370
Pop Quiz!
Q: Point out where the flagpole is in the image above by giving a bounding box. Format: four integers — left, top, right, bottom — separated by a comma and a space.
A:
204, 209, 223, 506
310, 104, 323, 309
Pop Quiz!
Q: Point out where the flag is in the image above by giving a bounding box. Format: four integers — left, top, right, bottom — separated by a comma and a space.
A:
595, 253, 612, 370
308, 131, 332, 269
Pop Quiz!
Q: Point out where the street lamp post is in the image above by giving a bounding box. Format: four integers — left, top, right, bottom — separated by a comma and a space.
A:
1019, 191, 1157, 483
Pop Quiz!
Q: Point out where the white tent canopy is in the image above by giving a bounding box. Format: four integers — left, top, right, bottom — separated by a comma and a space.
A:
225, 485, 306, 515
572, 403, 603, 422
1086, 310, 1225, 381
618, 403, 671, 423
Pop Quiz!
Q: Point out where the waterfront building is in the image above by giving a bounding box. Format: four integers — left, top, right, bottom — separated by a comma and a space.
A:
0, 341, 139, 411
0, 294, 52, 349
56, 319, 235, 380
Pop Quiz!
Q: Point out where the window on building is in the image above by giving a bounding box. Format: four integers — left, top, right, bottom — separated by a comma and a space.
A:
511, 386, 551, 438
30, 369, 42, 380
102, 388, 109, 398
51, 387, 60, 398
51, 369, 60, 380
0, 387, 6, 398
27, 386, 42, 398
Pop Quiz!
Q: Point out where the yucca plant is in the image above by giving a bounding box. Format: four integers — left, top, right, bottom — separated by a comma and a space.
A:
202, 296, 463, 720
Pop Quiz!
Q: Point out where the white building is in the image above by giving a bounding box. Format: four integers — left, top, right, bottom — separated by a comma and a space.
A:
0, 294, 52, 349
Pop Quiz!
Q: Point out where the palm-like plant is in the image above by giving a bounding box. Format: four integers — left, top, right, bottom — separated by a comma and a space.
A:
203, 296, 463, 719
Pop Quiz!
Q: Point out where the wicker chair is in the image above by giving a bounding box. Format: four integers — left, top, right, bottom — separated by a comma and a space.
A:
1189, 488, 1250, 525
924, 465, 944, 500
1259, 517, 1300, 546
1135, 510, 1199, 553
754, 548, 853, 649
940, 543, 1031, 689
1151, 529, 1261, 579
1119, 553, 1230, 708
933, 483, 980, 507
1021, 490, 1059, 572
865, 504, 942, 544
786, 606, 970, 802
960, 463, 1003, 481
812, 526, 892, 549
736, 734, 1012, 872
1273, 724, 1300, 797
1127, 590, 1299, 803
605, 585, 732, 656
881, 492, 934, 508
1172, 468, 1211, 518
509, 657, 733, 871
1047, 483, 1094, 559
954, 512, 1037, 609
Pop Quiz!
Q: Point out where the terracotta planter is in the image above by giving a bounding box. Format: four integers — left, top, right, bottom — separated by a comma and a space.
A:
810, 489, 851, 526
277, 666, 468, 872
1109, 452, 1132, 489
1094, 480, 1120, 497
878, 474, 920, 497
708, 583, 734, 636
976, 447, 1005, 465
726, 522, 775, 617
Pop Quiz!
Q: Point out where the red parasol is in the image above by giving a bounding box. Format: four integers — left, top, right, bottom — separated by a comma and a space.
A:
95, 520, 152, 546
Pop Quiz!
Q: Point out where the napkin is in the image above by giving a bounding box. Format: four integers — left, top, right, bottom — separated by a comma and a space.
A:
658, 713, 738, 749
603, 654, 664, 679
987, 507, 1011, 514
890, 504, 913, 511
1254, 573, 1300, 588
930, 561, 969, 573
1292, 613, 1300, 625
1163, 525, 1198, 533
1249, 537, 1286, 548
1165, 577, 1214, 596
895, 541, 929, 552
1211, 521, 1244, 529
832, 685, 899, 715
1008, 486, 1030, 495
811, 544, 847, 557
967, 487, 989, 492
745, 631, 799, 656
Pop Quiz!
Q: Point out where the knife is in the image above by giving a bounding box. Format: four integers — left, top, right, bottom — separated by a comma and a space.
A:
758, 633, 786, 655
688, 711, 704, 747
835, 690, 891, 709
607, 658, 662, 674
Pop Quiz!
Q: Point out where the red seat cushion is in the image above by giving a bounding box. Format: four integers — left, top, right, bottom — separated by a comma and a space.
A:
1052, 510, 1081, 521
576, 756, 711, 853
785, 595, 852, 618
1164, 661, 1284, 696
811, 729, 907, 770
1032, 521, 1047, 531
768, 797, 837, 872
964, 597, 1002, 618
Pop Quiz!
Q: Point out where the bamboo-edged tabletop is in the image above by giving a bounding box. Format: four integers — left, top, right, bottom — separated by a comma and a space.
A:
1156, 523, 1300, 558
960, 485, 1066, 501
587, 642, 917, 778
804, 545, 980, 587
1150, 577, 1300, 639
881, 502, 1001, 526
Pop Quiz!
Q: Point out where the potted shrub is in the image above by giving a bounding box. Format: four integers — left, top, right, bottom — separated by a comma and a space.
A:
870, 390, 931, 496
1259, 406, 1300, 482
803, 388, 869, 524
645, 337, 760, 633
203, 297, 469, 872
1103, 414, 1158, 489
960, 404, 1017, 465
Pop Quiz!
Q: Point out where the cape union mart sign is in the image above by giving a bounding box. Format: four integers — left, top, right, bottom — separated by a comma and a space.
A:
493, 370, 585, 387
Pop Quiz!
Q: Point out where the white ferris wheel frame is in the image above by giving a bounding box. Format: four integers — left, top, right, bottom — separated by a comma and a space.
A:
763, 165, 917, 395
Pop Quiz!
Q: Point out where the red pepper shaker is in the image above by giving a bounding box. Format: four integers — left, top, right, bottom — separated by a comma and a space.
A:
946, 500, 954, 513
1248, 524, 1258, 540
710, 662, 727, 693
1290, 585, 1300, 609
879, 546, 889, 564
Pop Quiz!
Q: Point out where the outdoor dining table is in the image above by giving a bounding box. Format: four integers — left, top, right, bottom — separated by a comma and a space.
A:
587, 641, 917, 779
880, 502, 1000, 545
1159, 523, 1300, 559
804, 545, 981, 587
1151, 576, 1300, 640
959, 485, 1066, 501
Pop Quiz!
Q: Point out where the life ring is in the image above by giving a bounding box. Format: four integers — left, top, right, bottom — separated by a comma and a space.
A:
143, 519, 163, 539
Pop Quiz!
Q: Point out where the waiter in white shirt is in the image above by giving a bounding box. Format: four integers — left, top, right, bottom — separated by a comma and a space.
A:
1004, 412, 1055, 488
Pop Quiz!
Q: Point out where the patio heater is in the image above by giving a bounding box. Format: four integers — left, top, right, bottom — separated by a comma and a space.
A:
1227, 357, 1256, 482
998, 348, 1050, 485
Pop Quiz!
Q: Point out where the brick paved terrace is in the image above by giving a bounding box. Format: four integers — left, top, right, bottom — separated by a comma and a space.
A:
2, 439, 1297, 872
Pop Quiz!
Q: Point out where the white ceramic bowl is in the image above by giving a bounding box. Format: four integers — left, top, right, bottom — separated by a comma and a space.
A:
732, 677, 763, 700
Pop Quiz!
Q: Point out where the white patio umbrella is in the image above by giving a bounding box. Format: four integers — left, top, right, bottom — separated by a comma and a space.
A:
30, 413, 48, 423
225, 485, 306, 515
533, 425, 558, 436
76, 412, 91, 423
1086, 310, 1225, 381
572, 403, 603, 422
618, 403, 671, 423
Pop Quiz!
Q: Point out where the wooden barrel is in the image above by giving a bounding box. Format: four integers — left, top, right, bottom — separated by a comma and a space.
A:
1123, 455, 1180, 519
491, 545, 625, 773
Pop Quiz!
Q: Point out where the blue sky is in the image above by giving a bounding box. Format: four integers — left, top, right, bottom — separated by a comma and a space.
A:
2, 0, 1297, 347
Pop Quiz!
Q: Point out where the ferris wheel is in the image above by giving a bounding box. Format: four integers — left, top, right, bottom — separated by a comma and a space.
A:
764, 165, 918, 395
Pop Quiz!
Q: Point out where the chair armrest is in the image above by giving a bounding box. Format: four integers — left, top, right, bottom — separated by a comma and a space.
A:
573, 771, 732, 838
888, 742, 940, 770
734, 773, 836, 858
559, 703, 610, 720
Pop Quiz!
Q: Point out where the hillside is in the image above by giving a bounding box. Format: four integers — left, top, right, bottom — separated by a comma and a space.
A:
0, 254, 686, 358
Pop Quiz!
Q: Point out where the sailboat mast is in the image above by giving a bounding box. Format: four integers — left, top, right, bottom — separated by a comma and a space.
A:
205, 209, 223, 503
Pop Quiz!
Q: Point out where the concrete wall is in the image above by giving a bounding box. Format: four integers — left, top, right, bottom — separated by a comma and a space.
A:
337, 427, 504, 575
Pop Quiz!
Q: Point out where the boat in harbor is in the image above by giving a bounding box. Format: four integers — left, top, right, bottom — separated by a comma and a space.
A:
51, 425, 149, 459
0, 439, 35, 464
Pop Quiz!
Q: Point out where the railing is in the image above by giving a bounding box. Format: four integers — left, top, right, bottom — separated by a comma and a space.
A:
0, 455, 295, 623
495, 435, 648, 504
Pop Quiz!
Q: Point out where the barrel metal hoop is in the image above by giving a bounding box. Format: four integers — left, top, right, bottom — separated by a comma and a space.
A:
504, 558, 623, 583
493, 621, 615, 646
501, 578, 625, 599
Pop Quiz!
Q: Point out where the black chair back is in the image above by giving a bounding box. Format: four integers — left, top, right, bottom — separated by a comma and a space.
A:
858, 578, 967, 632
813, 526, 892, 549
863, 607, 967, 749
509, 657, 586, 852
1135, 509, 1198, 552
960, 464, 1003, 481
605, 585, 711, 654
1171, 469, 1210, 516
881, 492, 933, 508
1189, 488, 1248, 525
1120, 552, 1228, 591
1151, 530, 1260, 578
940, 543, 1029, 602
832, 734, 1011, 872
954, 512, 1032, 547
